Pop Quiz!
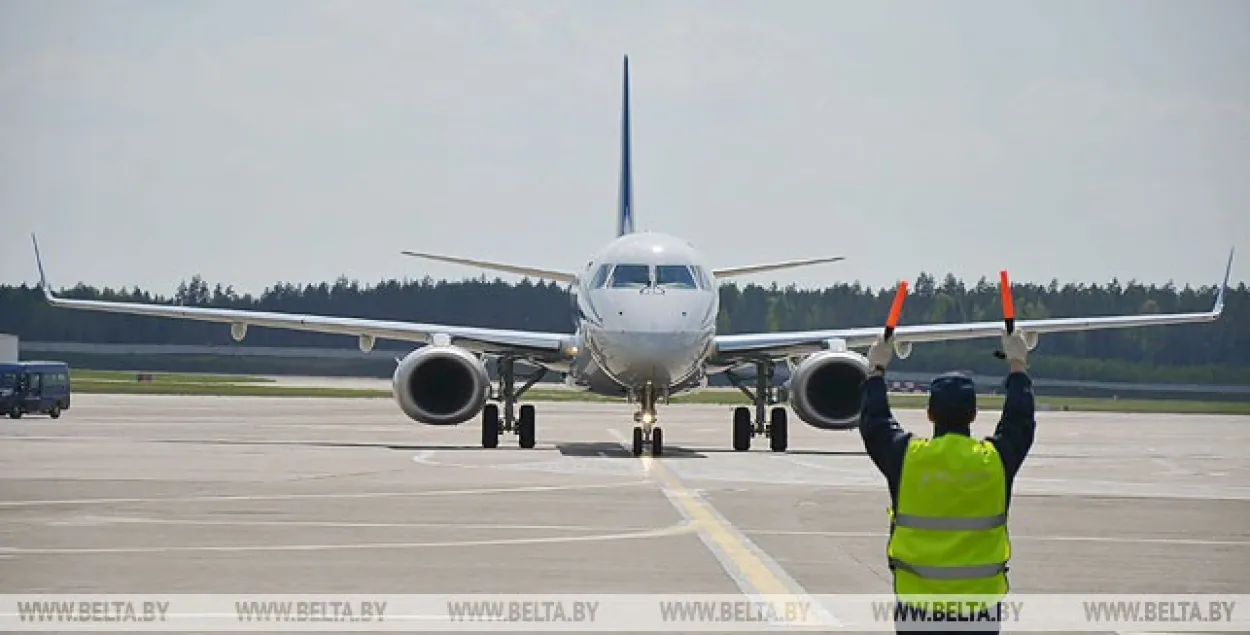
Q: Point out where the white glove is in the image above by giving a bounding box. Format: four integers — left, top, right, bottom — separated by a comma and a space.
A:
1001, 331, 1029, 365
867, 336, 893, 372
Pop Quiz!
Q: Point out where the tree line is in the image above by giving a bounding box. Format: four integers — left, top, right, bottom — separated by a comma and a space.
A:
1, 272, 1246, 385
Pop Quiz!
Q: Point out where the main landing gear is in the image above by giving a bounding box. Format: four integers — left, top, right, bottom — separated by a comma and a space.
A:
725, 361, 788, 453
481, 357, 545, 450
631, 382, 664, 457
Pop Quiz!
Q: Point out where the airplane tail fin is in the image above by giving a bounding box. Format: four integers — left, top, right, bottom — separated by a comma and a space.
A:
616, 55, 634, 238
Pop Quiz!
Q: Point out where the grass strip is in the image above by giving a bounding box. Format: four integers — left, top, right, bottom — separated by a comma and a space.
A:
68, 380, 1250, 414
71, 369, 273, 384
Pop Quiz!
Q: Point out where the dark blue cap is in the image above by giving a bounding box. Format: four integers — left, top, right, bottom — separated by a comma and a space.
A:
928, 371, 977, 420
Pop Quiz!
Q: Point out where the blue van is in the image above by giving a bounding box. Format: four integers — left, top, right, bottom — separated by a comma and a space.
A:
1, 361, 72, 419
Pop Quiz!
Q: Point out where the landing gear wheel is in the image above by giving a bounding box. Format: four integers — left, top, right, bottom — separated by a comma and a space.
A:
481, 404, 500, 449
517, 404, 536, 449
631, 382, 663, 457
488, 356, 545, 449
726, 360, 787, 452
732, 406, 752, 451
768, 407, 788, 452
49, 405, 61, 420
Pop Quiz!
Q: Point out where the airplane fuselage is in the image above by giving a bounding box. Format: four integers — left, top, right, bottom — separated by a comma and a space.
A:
569, 232, 719, 398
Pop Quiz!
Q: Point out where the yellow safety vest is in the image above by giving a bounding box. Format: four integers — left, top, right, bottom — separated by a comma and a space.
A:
887, 434, 1011, 604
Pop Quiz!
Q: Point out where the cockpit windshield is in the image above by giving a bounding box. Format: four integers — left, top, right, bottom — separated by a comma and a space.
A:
589, 264, 613, 289
693, 266, 712, 289
592, 263, 709, 289
608, 264, 651, 288
655, 265, 697, 289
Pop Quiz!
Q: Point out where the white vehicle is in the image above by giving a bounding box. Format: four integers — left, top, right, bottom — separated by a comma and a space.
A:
31, 57, 1233, 457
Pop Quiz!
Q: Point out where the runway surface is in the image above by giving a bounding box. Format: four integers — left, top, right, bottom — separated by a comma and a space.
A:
1, 395, 1248, 629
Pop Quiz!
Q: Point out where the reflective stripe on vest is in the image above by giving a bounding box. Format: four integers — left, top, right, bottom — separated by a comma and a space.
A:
889, 559, 1007, 580
893, 513, 1007, 531
886, 434, 1011, 598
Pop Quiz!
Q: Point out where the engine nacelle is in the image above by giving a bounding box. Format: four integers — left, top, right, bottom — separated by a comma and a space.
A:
392, 345, 490, 425
788, 349, 871, 430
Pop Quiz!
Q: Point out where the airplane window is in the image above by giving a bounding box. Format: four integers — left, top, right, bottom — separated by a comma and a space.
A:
691, 266, 712, 290
609, 264, 651, 288
656, 265, 697, 289
590, 264, 613, 289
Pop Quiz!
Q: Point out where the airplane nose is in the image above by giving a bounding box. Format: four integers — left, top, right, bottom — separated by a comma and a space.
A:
606, 293, 701, 334
594, 330, 703, 385
587, 289, 712, 385
619, 331, 699, 357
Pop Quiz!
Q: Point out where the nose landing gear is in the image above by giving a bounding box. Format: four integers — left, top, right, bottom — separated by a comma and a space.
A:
631, 382, 664, 457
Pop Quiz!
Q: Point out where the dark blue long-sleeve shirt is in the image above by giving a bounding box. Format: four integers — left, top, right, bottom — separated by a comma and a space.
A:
859, 372, 1036, 512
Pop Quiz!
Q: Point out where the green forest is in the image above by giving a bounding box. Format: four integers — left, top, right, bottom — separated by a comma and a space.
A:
1, 272, 1246, 385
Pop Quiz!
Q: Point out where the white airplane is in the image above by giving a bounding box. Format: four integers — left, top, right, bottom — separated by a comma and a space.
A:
31, 56, 1234, 457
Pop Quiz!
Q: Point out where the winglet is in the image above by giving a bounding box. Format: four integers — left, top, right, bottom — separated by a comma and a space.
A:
1214, 246, 1234, 315
31, 233, 54, 300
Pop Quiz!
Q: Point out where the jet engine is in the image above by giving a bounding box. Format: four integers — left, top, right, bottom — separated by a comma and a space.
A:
788, 350, 871, 430
392, 345, 491, 425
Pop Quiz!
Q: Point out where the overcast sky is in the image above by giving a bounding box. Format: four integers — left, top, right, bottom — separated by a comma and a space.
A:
2, 0, 1247, 298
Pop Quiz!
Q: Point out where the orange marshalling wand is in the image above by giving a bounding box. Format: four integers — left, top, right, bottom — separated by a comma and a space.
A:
883, 280, 908, 340
1000, 270, 1015, 334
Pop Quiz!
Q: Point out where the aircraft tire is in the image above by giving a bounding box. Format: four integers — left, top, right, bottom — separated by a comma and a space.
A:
769, 407, 788, 452
732, 407, 751, 451
518, 404, 536, 449
481, 404, 500, 449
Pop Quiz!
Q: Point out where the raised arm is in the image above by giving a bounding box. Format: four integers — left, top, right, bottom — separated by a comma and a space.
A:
859, 338, 912, 499
988, 333, 1037, 485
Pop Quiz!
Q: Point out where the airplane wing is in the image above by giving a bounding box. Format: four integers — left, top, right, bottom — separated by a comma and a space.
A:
714, 249, 1235, 361
31, 236, 576, 359
400, 251, 577, 284
712, 256, 845, 279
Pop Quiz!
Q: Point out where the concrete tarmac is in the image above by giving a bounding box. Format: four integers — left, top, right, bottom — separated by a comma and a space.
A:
2, 394, 1248, 630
